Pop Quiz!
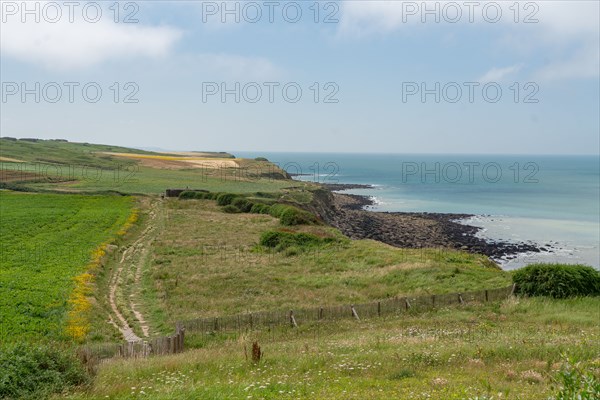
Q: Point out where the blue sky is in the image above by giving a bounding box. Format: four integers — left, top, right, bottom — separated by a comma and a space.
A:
1, 1, 598, 154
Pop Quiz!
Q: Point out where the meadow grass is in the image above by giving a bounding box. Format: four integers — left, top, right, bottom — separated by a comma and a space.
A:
0, 191, 134, 341
4, 163, 305, 195
140, 199, 510, 331
0, 138, 154, 169
63, 296, 600, 400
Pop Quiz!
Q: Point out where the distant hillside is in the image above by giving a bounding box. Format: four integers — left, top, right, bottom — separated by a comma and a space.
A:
0, 138, 234, 169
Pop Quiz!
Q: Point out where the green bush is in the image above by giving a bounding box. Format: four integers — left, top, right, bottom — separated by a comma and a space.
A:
254, 157, 269, 161
267, 203, 289, 218
513, 263, 600, 298
279, 207, 317, 226
266, 204, 317, 226
259, 230, 333, 251
0, 344, 89, 399
221, 205, 241, 213
216, 193, 237, 206
250, 203, 270, 214
231, 198, 254, 213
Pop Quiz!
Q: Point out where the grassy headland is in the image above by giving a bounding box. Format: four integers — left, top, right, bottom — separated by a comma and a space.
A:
0, 138, 597, 399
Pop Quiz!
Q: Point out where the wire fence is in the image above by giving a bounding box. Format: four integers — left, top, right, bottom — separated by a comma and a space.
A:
179, 285, 515, 335
81, 284, 514, 361
79, 326, 185, 362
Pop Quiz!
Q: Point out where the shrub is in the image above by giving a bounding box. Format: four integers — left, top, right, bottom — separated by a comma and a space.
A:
254, 157, 268, 161
259, 205, 272, 214
513, 263, 600, 298
259, 230, 328, 251
267, 203, 289, 218
0, 344, 89, 399
216, 193, 237, 206
250, 203, 270, 214
231, 197, 254, 213
267, 204, 317, 226
279, 207, 317, 226
221, 205, 241, 213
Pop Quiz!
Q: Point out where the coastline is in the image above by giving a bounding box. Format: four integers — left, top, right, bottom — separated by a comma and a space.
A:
316, 184, 549, 264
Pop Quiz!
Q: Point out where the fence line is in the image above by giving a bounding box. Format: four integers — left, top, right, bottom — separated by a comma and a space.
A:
178, 284, 515, 336
81, 284, 514, 362
80, 326, 185, 361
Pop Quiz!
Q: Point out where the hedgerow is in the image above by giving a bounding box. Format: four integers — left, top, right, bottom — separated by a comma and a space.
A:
513, 263, 600, 298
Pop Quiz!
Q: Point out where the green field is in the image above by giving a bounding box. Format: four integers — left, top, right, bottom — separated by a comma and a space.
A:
0, 138, 300, 195
139, 198, 510, 333
0, 138, 153, 169
65, 297, 600, 400
25, 165, 302, 195
1, 139, 598, 400
0, 191, 134, 341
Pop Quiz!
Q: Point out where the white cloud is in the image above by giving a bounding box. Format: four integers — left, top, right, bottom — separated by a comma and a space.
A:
338, 1, 599, 81
535, 43, 600, 81
339, 1, 599, 35
339, 1, 407, 36
531, 2, 599, 81
478, 64, 522, 83
1, 14, 182, 70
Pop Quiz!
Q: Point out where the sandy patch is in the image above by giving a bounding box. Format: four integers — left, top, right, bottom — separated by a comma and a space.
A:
0, 156, 24, 162
100, 152, 239, 170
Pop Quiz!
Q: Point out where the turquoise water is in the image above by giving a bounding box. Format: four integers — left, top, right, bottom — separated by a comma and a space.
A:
236, 152, 600, 269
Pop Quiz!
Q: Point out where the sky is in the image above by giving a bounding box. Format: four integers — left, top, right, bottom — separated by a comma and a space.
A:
1, 0, 599, 154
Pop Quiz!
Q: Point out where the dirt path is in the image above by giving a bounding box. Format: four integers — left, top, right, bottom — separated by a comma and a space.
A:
108, 200, 161, 342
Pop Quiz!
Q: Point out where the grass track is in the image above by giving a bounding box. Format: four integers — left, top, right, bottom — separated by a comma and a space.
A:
64, 297, 600, 399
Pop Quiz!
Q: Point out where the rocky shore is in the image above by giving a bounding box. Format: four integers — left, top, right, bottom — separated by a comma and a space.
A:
309, 188, 549, 262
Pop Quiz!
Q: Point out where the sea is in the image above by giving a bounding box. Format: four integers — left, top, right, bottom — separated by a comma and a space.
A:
235, 152, 600, 270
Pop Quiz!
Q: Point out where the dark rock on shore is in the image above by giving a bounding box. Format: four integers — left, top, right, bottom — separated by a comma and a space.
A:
308, 189, 543, 262
321, 183, 376, 191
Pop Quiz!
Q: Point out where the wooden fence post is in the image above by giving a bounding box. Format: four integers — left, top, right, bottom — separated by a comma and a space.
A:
319, 307, 324, 320
485, 290, 489, 302
510, 283, 516, 297
180, 328, 185, 352
377, 301, 381, 317
404, 297, 411, 310
351, 305, 360, 321
458, 293, 464, 305
289, 310, 298, 328
432, 295, 436, 308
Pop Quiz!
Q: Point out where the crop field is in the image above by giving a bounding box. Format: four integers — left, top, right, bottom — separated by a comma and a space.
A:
61, 165, 299, 195
1, 160, 301, 195
0, 139, 292, 195
0, 191, 134, 341
0, 138, 153, 169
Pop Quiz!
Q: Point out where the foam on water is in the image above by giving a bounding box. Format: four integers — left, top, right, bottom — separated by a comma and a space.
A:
460, 215, 600, 269
235, 152, 600, 269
